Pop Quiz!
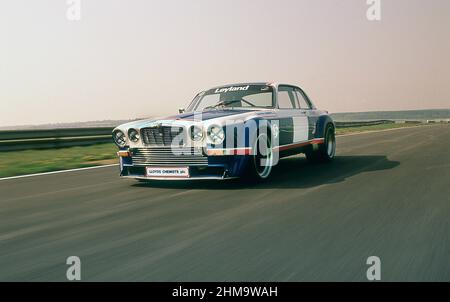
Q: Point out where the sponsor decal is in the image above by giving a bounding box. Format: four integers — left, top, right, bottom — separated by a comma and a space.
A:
147, 120, 176, 127
214, 85, 250, 94
146, 167, 190, 178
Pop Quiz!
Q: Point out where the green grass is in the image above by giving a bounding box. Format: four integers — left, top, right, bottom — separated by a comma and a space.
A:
335, 123, 425, 135
0, 143, 118, 178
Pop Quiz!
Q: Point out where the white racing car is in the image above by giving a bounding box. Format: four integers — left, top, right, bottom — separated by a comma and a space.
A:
113, 82, 336, 181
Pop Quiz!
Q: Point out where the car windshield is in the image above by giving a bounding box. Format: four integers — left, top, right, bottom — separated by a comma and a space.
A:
187, 85, 274, 112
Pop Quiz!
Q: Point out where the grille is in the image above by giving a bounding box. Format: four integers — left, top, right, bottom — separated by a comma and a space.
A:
131, 147, 208, 166
141, 126, 185, 146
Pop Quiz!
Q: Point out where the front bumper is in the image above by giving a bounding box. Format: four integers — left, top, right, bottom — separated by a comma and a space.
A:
120, 165, 236, 180
118, 148, 250, 180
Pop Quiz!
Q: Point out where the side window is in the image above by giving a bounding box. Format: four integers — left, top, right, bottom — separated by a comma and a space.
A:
295, 89, 312, 109
278, 86, 298, 109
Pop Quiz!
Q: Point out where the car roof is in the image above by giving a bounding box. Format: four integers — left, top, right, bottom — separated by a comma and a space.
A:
207, 82, 272, 90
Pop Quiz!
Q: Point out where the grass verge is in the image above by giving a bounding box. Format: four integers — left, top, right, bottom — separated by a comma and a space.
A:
0, 143, 118, 178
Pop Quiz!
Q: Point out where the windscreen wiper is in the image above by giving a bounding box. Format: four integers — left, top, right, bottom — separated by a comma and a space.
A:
203, 99, 256, 111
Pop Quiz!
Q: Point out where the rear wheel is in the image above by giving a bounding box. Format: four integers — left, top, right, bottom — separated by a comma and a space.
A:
306, 124, 336, 163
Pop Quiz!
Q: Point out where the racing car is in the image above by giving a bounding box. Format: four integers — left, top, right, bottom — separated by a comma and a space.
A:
113, 83, 336, 181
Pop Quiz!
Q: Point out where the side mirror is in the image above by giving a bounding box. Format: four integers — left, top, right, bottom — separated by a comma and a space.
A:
178, 108, 185, 114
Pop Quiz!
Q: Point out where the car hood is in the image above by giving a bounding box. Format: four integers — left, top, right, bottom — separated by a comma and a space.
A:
115, 109, 274, 131
168, 110, 254, 121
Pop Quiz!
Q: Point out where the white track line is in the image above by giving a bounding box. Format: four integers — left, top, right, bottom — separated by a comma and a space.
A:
337, 124, 431, 137
0, 164, 119, 181
0, 125, 438, 182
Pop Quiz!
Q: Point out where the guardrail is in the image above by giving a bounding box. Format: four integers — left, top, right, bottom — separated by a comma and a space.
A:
334, 120, 395, 128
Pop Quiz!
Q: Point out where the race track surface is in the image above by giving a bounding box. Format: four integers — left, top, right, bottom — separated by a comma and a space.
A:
1, 124, 449, 281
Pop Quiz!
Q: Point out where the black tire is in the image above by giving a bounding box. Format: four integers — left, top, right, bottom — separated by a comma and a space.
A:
305, 124, 336, 163
245, 129, 274, 181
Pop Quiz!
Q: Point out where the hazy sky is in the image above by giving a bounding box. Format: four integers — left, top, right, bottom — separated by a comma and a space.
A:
1, 0, 450, 126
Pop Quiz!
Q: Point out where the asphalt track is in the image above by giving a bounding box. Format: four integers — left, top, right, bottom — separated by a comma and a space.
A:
1, 124, 449, 281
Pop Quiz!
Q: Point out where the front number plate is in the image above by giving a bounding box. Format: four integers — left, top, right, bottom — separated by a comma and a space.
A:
146, 167, 190, 178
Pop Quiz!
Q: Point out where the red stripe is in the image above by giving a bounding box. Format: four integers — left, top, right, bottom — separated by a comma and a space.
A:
207, 148, 253, 156
232, 148, 252, 155
274, 138, 324, 152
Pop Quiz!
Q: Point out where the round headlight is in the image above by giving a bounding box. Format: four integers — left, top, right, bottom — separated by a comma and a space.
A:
128, 129, 140, 143
190, 125, 204, 141
113, 130, 127, 147
207, 125, 225, 145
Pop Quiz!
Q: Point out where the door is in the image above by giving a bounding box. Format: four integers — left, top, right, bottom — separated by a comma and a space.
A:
294, 87, 317, 140
277, 85, 309, 146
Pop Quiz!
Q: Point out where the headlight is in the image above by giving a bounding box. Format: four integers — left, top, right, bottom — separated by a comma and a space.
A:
113, 130, 127, 147
190, 125, 204, 141
128, 129, 140, 143
207, 125, 225, 145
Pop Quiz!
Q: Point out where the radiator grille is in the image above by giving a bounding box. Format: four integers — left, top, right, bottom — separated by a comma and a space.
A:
131, 147, 208, 166
141, 126, 185, 146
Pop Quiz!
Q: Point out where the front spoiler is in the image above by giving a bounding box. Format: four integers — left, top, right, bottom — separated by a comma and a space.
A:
121, 175, 238, 181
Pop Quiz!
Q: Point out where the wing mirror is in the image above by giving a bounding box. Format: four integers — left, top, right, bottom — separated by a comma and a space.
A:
178, 108, 185, 114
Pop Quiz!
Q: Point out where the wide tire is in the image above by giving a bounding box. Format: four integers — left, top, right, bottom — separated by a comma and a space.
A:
306, 124, 336, 163
245, 130, 274, 181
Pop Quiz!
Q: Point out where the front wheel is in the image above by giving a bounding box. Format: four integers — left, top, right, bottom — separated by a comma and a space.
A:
306, 124, 336, 163
245, 131, 274, 181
